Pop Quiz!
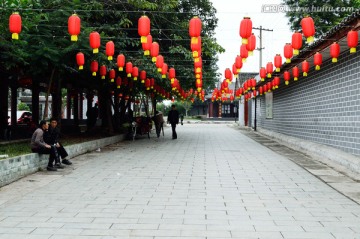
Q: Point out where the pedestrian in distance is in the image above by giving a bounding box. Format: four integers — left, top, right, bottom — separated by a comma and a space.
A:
86, 103, 99, 131
30, 120, 59, 171
44, 118, 72, 166
167, 105, 179, 139
180, 114, 184, 125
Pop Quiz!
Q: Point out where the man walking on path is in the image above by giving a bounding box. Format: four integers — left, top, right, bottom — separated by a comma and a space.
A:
167, 104, 179, 139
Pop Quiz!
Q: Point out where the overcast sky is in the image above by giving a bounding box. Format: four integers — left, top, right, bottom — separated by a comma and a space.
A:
210, 0, 293, 78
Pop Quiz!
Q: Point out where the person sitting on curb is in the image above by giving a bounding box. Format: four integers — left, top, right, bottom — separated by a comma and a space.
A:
30, 120, 59, 171
44, 118, 72, 166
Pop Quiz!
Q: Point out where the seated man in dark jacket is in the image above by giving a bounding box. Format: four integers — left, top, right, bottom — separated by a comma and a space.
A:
44, 118, 72, 166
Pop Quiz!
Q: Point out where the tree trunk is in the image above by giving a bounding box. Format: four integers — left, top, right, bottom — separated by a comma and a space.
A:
44, 68, 55, 120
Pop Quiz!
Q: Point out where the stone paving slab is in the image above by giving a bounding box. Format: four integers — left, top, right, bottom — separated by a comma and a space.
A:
0, 124, 360, 239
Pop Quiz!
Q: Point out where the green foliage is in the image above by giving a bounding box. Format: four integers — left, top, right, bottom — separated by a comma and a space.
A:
17, 102, 30, 111
282, 0, 360, 40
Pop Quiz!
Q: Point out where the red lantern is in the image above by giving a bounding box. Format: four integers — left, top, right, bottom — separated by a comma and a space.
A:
109, 69, 116, 82
274, 54, 282, 72
266, 62, 273, 78
138, 15, 150, 43
235, 55, 242, 73
347, 30, 358, 53
284, 43, 293, 63
132, 66, 139, 81
9, 12, 21, 40
68, 14, 80, 42
142, 34, 152, 56
89, 31, 100, 53
169, 68, 176, 82
313, 52, 322, 70
239, 17, 252, 44
76, 52, 84, 70
189, 17, 202, 44
151, 42, 159, 62
292, 66, 299, 81
106, 41, 115, 60
246, 33, 256, 55
259, 86, 263, 95
191, 36, 202, 58
283, 71, 290, 85
156, 55, 164, 72
292, 32, 302, 55
240, 44, 248, 62
274, 77, 280, 89
259, 67, 266, 81
250, 78, 256, 90
301, 16, 315, 43
91, 61, 99, 76
100, 65, 107, 79
117, 54, 125, 71
151, 78, 155, 89
140, 70, 146, 83
330, 42, 340, 63
263, 84, 268, 93
161, 63, 168, 78
253, 90, 257, 98
116, 77, 122, 88
145, 78, 151, 90
225, 68, 232, 82
302, 60, 309, 77
232, 63, 238, 75
126, 62, 133, 77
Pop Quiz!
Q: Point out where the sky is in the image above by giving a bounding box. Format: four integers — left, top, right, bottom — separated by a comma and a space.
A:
210, 0, 293, 78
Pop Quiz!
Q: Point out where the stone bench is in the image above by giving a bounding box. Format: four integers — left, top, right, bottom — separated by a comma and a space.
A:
0, 134, 125, 188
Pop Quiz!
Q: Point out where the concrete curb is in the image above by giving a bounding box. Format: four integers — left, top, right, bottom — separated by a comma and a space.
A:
0, 134, 125, 188
254, 127, 360, 180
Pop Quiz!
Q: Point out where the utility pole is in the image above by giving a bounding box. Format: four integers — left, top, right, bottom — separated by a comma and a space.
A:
252, 26, 273, 131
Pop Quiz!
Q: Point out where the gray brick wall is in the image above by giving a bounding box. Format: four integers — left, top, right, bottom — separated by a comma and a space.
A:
256, 47, 360, 156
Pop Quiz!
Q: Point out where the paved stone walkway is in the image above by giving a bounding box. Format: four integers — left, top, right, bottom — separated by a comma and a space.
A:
0, 124, 360, 239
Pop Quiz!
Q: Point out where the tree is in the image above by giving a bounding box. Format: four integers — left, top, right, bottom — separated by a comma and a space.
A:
282, 0, 360, 39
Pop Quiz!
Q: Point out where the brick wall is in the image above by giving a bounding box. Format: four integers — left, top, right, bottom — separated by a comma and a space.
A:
256, 47, 360, 156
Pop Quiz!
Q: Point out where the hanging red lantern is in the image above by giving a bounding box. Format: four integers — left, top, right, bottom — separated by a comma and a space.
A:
239, 17, 252, 44
274, 77, 280, 89
161, 63, 168, 78
240, 44, 248, 62
140, 70, 146, 83
235, 55, 242, 73
232, 63, 238, 76
109, 69, 116, 82
156, 55, 164, 72
9, 12, 21, 40
142, 34, 152, 55
250, 78, 256, 90
132, 66, 139, 81
259, 67, 266, 81
292, 66, 299, 81
225, 68, 232, 82
292, 32, 302, 55
266, 62, 273, 78
126, 62, 133, 77
189, 17, 202, 44
246, 33, 256, 55
302, 60, 309, 76
150, 42, 159, 62
284, 43, 293, 63
68, 14, 80, 42
330, 42, 340, 63
138, 15, 150, 43
76, 52, 84, 70
91, 61, 99, 76
313, 52, 322, 70
100, 65, 107, 79
145, 78, 151, 90
347, 30, 358, 53
191, 36, 202, 58
253, 90, 257, 98
106, 41, 115, 60
259, 86, 263, 95
89, 31, 100, 53
263, 84, 268, 93
117, 54, 125, 71
169, 68, 176, 82
150, 78, 155, 89
301, 16, 315, 43
116, 77, 122, 88
274, 54, 282, 72
283, 71, 290, 85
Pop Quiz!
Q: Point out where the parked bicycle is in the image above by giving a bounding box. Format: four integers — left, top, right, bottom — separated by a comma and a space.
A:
131, 116, 152, 141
